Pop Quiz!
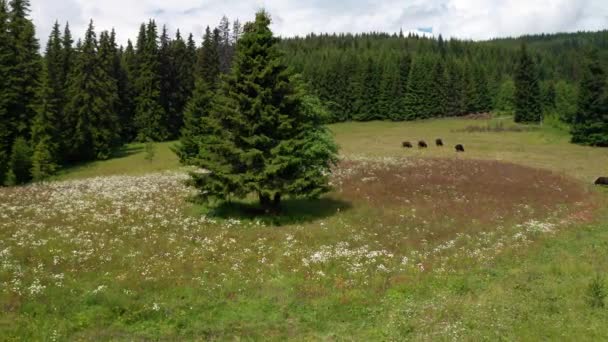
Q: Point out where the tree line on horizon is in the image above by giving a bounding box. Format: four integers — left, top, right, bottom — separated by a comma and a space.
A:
1, 0, 607, 186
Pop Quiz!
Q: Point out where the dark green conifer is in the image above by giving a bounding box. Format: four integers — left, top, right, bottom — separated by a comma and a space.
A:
0, 0, 11, 183
6, 136, 32, 185
64, 21, 120, 161
31, 63, 59, 180
134, 20, 168, 141
6, 0, 40, 139
514, 44, 542, 123
571, 49, 608, 146
182, 11, 338, 211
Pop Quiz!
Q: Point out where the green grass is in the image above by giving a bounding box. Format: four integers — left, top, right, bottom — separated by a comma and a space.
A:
2, 116, 608, 340
56, 117, 608, 183
53, 141, 180, 181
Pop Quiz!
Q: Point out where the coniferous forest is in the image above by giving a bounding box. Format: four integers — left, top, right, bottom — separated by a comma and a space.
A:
1, 0, 608, 185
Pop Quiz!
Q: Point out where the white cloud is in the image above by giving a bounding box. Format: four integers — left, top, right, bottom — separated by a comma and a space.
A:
29, 0, 608, 47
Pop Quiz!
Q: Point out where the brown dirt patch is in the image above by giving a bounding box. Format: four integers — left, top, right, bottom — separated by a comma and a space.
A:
332, 158, 596, 244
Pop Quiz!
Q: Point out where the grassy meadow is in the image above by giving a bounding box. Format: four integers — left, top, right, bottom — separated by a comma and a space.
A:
2, 116, 608, 340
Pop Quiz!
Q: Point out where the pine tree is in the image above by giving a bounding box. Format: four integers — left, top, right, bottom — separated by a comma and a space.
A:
217, 15, 232, 73
31, 64, 59, 180
166, 30, 195, 138
232, 19, 242, 44
61, 22, 74, 90
403, 55, 434, 120
514, 44, 542, 123
495, 78, 516, 112
554, 80, 578, 123
6, 136, 32, 185
183, 11, 338, 211
197, 26, 221, 86
6, 0, 40, 139
134, 20, 168, 141
443, 59, 465, 116
175, 79, 214, 164
0, 0, 11, 183
176, 26, 222, 163
571, 49, 608, 146
64, 21, 120, 161
353, 57, 381, 121
120, 40, 137, 141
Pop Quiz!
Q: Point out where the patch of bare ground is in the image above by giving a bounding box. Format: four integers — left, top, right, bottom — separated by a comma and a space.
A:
332, 157, 597, 254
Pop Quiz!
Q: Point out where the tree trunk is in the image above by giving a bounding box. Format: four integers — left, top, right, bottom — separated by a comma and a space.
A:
259, 192, 281, 213
259, 193, 271, 210
273, 193, 282, 208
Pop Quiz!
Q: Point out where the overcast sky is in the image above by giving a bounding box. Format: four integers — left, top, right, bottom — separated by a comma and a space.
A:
30, 0, 608, 47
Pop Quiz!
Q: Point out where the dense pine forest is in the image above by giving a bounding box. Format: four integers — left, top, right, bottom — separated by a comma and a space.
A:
1, 0, 607, 185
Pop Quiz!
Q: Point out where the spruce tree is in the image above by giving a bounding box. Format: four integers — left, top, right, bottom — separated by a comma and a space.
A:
64, 21, 120, 161
31, 63, 59, 180
121, 40, 137, 141
176, 26, 221, 163
217, 15, 232, 73
443, 59, 465, 116
0, 0, 11, 183
6, 136, 32, 185
571, 49, 608, 146
175, 79, 214, 164
6, 0, 40, 139
166, 30, 195, 138
554, 80, 578, 123
495, 78, 516, 112
182, 11, 338, 211
134, 20, 168, 141
514, 44, 542, 123
403, 55, 434, 120
197, 26, 221, 86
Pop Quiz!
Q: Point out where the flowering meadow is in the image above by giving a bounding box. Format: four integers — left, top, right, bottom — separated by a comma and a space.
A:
0, 156, 601, 339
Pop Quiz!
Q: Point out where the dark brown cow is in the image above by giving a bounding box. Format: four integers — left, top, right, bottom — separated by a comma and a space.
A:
402, 141, 413, 148
418, 141, 428, 148
436, 139, 444, 147
455, 144, 465, 152
595, 177, 608, 186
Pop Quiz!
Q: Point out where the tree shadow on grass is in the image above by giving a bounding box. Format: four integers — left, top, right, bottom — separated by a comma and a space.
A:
58, 145, 144, 175
205, 197, 353, 226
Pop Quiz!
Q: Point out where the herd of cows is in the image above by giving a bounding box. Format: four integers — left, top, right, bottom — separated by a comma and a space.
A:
402, 139, 465, 153
401, 139, 607, 187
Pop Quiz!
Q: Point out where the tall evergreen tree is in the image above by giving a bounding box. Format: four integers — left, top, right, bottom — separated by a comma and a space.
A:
571, 49, 608, 146
232, 19, 242, 44
6, 136, 32, 185
183, 11, 338, 211
31, 63, 59, 180
197, 26, 221, 86
134, 20, 168, 141
403, 55, 434, 120
176, 26, 222, 163
64, 21, 120, 161
120, 40, 137, 141
0, 0, 11, 183
514, 44, 542, 123
166, 30, 195, 138
6, 0, 40, 139
217, 15, 232, 73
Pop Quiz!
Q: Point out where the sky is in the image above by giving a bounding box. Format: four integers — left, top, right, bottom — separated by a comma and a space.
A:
30, 0, 608, 47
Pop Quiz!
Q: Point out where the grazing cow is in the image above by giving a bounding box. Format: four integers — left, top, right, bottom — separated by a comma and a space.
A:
436, 139, 444, 147
455, 144, 465, 152
418, 141, 428, 148
402, 141, 413, 148
595, 177, 608, 186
